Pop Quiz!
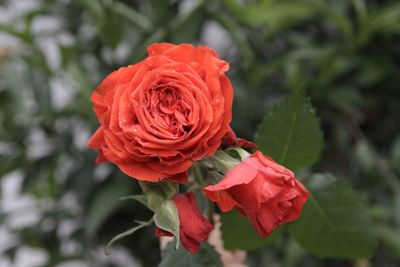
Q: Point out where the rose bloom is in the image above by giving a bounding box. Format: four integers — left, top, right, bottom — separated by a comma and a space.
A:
155, 192, 213, 254
203, 151, 309, 237
88, 43, 233, 183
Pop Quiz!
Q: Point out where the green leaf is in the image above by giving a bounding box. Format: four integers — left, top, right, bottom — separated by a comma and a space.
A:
85, 183, 131, 239
154, 200, 180, 249
221, 210, 281, 251
289, 175, 377, 258
78, 0, 104, 19
376, 225, 400, 260
357, 3, 400, 45
159, 241, 223, 267
246, 1, 319, 28
110, 1, 153, 33
100, 8, 124, 48
255, 90, 323, 169
223, 0, 321, 35
326, 9, 354, 41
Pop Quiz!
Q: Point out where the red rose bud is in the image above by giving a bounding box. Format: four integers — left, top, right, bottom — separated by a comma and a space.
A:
88, 43, 233, 183
203, 151, 309, 237
156, 192, 213, 254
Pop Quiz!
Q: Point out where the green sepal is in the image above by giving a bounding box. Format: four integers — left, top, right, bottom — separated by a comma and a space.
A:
205, 150, 241, 173
105, 217, 154, 255
161, 180, 179, 200
154, 199, 181, 250
225, 147, 251, 161
147, 189, 167, 211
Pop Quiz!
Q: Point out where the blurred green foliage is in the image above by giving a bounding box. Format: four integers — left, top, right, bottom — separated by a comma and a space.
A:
0, 0, 399, 266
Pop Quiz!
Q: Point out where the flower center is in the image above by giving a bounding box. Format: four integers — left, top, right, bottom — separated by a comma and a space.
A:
144, 85, 192, 137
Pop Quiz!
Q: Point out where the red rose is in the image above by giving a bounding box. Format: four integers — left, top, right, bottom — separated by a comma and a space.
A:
88, 43, 233, 183
203, 151, 309, 237
155, 192, 213, 254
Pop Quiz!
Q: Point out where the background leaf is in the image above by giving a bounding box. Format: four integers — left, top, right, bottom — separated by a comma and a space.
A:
289, 175, 378, 258
255, 90, 323, 169
85, 183, 131, 239
220, 210, 279, 251
159, 241, 222, 267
